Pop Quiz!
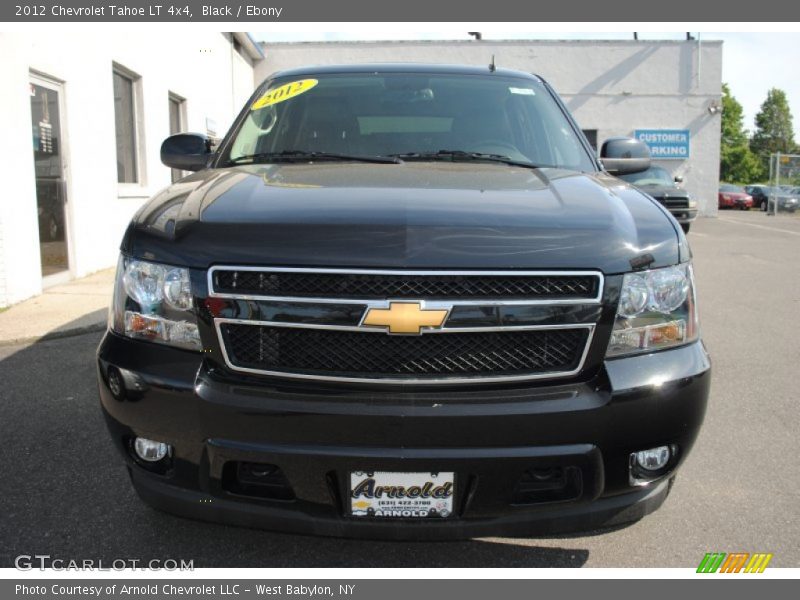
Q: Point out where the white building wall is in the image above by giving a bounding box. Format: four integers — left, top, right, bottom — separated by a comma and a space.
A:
0, 43, 41, 307
0, 32, 255, 307
0, 213, 7, 306
255, 39, 722, 217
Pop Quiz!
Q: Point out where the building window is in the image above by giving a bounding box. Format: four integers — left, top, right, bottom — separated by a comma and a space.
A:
168, 93, 187, 182
582, 129, 598, 152
113, 67, 141, 184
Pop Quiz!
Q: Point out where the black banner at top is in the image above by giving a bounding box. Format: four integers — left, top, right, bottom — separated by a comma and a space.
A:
2, 0, 800, 22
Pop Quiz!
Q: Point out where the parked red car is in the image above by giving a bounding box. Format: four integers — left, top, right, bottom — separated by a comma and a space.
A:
718, 184, 753, 210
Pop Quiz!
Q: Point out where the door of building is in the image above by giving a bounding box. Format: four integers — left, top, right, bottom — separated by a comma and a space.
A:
30, 75, 71, 285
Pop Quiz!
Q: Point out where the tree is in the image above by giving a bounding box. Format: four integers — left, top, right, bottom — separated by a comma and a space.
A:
719, 84, 761, 183
750, 88, 796, 179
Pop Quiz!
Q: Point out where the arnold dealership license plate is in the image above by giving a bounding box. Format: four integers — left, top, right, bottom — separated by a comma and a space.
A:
350, 471, 455, 518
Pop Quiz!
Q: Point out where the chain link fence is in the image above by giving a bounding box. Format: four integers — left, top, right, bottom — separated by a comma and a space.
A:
766, 153, 800, 217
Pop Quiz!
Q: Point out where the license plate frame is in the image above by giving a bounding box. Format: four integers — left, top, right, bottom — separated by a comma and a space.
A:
349, 471, 455, 519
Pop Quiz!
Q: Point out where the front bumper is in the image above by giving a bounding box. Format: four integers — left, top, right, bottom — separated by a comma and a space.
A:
667, 207, 698, 224
97, 332, 710, 540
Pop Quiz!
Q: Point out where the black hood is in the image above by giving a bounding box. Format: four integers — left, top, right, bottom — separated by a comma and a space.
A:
123, 162, 685, 274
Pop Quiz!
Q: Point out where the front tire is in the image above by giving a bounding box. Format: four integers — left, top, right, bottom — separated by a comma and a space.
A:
760, 200, 768, 211
681, 223, 691, 234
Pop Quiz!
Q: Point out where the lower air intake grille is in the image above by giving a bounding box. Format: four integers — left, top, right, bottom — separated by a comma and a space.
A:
219, 324, 589, 382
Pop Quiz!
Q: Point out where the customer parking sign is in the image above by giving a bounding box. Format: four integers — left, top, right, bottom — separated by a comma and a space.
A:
634, 129, 690, 159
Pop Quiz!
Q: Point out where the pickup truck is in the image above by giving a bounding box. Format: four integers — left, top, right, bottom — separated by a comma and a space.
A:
97, 64, 710, 540
618, 165, 697, 233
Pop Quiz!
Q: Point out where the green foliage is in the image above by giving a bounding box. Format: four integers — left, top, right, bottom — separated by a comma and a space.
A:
750, 88, 796, 179
720, 84, 761, 184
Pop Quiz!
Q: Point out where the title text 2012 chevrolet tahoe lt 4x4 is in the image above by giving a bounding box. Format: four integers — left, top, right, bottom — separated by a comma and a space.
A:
97, 64, 710, 539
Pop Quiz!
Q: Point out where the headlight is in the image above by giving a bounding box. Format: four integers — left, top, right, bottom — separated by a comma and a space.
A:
606, 263, 699, 357
110, 256, 201, 351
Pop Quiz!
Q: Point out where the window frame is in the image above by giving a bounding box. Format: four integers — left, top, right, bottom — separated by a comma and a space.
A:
112, 62, 147, 194
168, 91, 188, 182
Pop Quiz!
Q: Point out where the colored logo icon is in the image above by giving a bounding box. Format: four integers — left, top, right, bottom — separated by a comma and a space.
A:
697, 552, 773, 573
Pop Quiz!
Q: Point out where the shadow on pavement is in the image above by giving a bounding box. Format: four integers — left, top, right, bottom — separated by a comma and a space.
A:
0, 319, 591, 568
37, 308, 108, 342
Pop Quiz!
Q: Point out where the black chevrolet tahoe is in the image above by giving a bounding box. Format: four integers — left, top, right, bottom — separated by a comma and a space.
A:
97, 64, 710, 540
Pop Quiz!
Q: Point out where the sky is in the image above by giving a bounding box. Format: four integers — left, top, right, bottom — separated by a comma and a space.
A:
252, 30, 800, 139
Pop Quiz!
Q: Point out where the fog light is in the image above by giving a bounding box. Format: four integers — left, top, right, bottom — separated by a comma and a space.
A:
133, 437, 170, 462
633, 445, 671, 471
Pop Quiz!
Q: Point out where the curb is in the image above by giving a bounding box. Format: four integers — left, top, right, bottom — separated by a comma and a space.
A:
0, 323, 107, 348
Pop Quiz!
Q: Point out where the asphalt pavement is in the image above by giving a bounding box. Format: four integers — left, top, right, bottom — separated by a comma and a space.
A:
1, 211, 798, 568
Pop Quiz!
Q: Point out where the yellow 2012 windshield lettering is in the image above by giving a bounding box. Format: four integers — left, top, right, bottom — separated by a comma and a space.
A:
251, 79, 318, 110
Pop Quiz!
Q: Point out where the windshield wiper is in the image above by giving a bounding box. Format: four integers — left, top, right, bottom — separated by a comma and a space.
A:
388, 150, 544, 169
228, 150, 402, 165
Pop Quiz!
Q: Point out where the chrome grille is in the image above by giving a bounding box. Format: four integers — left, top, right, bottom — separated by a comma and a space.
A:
209, 267, 602, 384
661, 197, 690, 208
210, 267, 600, 301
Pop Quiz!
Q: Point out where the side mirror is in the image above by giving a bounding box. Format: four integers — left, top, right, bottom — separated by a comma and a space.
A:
600, 137, 650, 175
161, 133, 213, 171
674, 175, 684, 184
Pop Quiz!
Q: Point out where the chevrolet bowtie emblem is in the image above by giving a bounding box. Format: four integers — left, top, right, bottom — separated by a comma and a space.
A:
362, 302, 449, 334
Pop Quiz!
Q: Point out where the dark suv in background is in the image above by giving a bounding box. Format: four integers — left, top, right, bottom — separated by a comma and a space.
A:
618, 165, 697, 233
745, 184, 799, 213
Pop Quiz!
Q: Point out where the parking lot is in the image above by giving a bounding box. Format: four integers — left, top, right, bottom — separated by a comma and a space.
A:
1, 210, 798, 568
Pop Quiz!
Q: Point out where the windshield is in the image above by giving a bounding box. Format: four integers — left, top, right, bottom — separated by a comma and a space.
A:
220, 72, 596, 171
720, 184, 745, 193
749, 186, 777, 194
619, 165, 674, 186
